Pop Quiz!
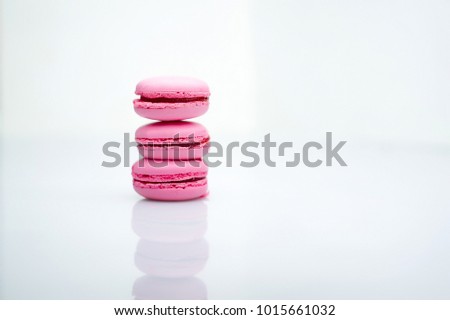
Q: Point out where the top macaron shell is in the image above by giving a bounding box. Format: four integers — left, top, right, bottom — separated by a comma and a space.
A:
135, 121, 209, 143
134, 76, 210, 121
136, 77, 210, 99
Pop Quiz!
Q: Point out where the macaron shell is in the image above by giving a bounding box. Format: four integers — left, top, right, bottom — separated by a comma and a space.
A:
133, 179, 208, 201
132, 159, 207, 178
137, 145, 208, 161
135, 76, 210, 99
134, 99, 208, 121
135, 121, 209, 142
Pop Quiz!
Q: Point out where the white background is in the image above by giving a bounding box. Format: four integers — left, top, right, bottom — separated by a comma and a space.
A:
1, 0, 450, 299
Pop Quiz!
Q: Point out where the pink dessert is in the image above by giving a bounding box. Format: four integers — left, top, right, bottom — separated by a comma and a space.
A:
136, 121, 209, 160
134, 76, 210, 121
132, 158, 208, 201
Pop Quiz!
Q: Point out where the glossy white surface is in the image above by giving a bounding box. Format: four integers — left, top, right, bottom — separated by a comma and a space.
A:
1, 0, 450, 299
1, 136, 449, 299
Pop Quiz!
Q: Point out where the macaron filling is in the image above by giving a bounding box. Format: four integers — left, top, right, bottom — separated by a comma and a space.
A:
132, 172, 207, 182
135, 177, 206, 184
139, 96, 208, 103
136, 136, 209, 149
133, 177, 207, 189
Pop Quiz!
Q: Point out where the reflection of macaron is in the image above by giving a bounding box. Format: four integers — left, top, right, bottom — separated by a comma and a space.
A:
132, 200, 208, 243
132, 159, 208, 201
136, 121, 209, 160
135, 239, 209, 278
134, 77, 210, 121
133, 276, 207, 300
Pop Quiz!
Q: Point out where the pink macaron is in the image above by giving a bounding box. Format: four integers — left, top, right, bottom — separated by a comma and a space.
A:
136, 121, 209, 160
132, 158, 208, 201
134, 76, 210, 121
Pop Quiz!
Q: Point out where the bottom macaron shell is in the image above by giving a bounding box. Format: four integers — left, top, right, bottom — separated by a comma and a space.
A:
133, 181, 208, 201
134, 100, 208, 121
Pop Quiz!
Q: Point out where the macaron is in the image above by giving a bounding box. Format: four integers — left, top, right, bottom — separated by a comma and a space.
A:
135, 121, 209, 160
134, 76, 210, 121
132, 158, 208, 201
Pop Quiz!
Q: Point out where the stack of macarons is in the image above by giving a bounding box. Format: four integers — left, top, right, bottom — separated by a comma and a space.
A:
132, 77, 210, 201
